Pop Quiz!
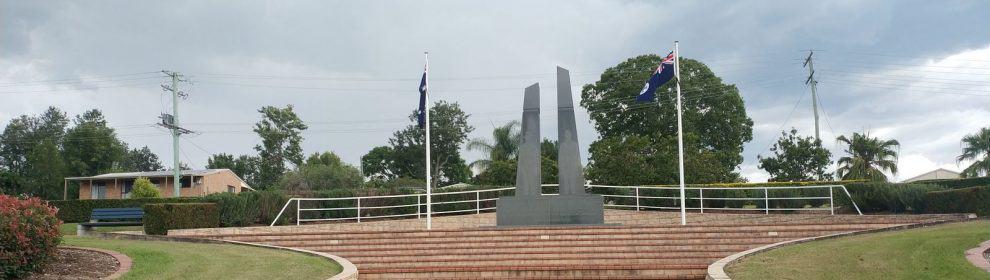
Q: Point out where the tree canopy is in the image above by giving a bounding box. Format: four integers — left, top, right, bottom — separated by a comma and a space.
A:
758, 128, 833, 182
580, 55, 753, 184
253, 105, 308, 189
958, 127, 990, 178
836, 132, 899, 181
360, 101, 473, 188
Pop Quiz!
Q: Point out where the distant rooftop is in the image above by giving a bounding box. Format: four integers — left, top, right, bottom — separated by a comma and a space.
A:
65, 169, 230, 180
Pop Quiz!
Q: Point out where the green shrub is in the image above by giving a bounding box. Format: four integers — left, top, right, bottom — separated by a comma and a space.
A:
924, 185, 990, 216
49, 197, 200, 223
914, 176, 990, 189
129, 177, 161, 198
241, 190, 291, 225
1, 195, 62, 279
204, 192, 259, 227
143, 203, 219, 235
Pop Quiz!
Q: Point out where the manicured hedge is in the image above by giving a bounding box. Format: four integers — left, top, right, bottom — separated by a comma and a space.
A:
203, 192, 259, 227
49, 197, 201, 223
914, 176, 990, 189
924, 185, 990, 216
838, 182, 945, 213
143, 203, 219, 235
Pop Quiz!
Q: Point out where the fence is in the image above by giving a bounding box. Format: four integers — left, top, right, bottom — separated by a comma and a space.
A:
271, 184, 862, 226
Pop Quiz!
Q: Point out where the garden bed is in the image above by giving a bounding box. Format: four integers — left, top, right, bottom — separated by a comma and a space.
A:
23, 247, 123, 280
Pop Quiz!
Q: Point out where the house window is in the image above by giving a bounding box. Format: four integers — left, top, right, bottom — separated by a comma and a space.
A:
122, 180, 134, 199
180, 177, 192, 188
92, 182, 107, 199
227, 185, 235, 193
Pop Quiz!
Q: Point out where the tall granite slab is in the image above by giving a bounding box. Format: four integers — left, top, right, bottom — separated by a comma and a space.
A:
496, 67, 604, 226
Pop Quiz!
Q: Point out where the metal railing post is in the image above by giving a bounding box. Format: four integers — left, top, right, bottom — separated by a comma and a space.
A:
763, 187, 770, 215
270, 198, 293, 227
839, 185, 863, 215
476, 191, 481, 214
635, 187, 641, 211
699, 189, 704, 214
296, 199, 301, 226
829, 186, 835, 215
356, 198, 361, 223
417, 195, 422, 219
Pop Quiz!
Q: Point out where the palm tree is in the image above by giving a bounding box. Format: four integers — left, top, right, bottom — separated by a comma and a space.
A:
958, 127, 990, 178
836, 132, 900, 181
466, 121, 521, 172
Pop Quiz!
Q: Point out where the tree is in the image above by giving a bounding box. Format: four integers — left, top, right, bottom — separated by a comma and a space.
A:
958, 127, 990, 178
836, 132, 900, 181
359, 101, 474, 188
361, 146, 396, 182
586, 134, 729, 186
466, 121, 520, 172
62, 109, 127, 177
118, 146, 164, 172
0, 107, 70, 199
758, 129, 833, 182
580, 55, 753, 184
280, 151, 363, 193
540, 139, 559, 184
253, 105, 308, 189
130, 177, 161, 198
207, 153, 260, 187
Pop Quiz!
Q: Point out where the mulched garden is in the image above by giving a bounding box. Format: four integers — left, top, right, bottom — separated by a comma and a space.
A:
23, 247, 118, 280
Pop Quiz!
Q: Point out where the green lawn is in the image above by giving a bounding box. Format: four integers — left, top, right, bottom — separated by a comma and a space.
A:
61, 236, 341, 280
728, 220, 990, 280
60, 223, 145, 235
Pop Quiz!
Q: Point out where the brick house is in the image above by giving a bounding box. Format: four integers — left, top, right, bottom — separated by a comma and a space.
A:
63, 169, 253, 200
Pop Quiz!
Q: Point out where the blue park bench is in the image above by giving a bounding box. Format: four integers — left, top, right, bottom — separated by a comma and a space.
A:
77, 208, 144, 236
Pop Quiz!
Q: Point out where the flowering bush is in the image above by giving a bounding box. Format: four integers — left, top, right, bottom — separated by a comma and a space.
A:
0, 195, 62, 279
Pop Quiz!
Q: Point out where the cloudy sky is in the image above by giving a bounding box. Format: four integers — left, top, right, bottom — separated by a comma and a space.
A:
2, 0, 989, 182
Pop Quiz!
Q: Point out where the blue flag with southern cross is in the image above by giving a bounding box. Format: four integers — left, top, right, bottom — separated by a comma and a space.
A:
418, 65, 427, 128
635, 51, 676, 103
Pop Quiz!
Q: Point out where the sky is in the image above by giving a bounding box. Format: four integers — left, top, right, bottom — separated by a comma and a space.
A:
2, 0, 989, 182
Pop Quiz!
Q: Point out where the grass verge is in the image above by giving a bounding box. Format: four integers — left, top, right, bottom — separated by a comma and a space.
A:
727, 220, 990, 280
62, 236, 341, 280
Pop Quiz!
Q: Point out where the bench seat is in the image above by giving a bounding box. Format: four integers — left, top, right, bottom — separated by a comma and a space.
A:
79, 221, 143, 227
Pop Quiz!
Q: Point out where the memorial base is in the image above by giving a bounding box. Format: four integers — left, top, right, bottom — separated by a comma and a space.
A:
496, 195, 605, 226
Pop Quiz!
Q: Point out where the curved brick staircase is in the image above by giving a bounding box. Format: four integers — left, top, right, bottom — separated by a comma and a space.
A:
171, 211, 971, 279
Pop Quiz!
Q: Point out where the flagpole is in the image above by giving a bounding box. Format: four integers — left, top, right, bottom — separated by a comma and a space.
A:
674, 41, 687, 226
424, 51, 433, 230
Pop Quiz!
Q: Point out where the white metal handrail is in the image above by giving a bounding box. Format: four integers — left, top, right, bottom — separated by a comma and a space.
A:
270, 184, 862, 226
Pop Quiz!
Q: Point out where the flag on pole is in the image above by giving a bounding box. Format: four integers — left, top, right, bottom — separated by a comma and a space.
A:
418, 66, 428, 128
635, 51, 676, 103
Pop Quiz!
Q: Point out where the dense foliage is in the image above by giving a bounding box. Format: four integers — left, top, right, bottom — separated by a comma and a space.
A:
958, 127, 990, 178
836, 132, 900, 181
467, 121, 520, 172
361, 101, 474, 188
758, 129, 833, 181
924, 185, 990, 216
203, 192, 259, 227
581, 55, 753, 184
129, 177, 161, 198
0, 107, 166, 200
0, 195, 62, 278
253, 105, 308, 189
143, 203, 219, 235
279, 152, 363, 194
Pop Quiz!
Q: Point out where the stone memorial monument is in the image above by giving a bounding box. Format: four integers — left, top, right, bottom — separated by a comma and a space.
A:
496, 67, 605, 226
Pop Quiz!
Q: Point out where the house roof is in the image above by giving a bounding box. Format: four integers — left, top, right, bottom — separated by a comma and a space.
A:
902, 168, 961, 182
65, 169, 227, 180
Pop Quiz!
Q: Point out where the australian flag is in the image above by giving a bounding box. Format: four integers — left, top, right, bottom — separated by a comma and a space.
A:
418, 65, 428, 128
635, 51, 676, 103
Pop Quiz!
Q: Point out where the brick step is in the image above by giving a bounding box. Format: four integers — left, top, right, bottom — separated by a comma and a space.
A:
308, 243, 762, 255
279, 236, 800, 252
210, 223, 897, 241
219, 226, 884, 243
257, 235, 808, 249
357, 264, 707, 279
343, 251, 729, 263
352, 256, 720, 269
337, 248, 736, 259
